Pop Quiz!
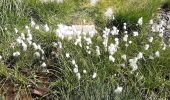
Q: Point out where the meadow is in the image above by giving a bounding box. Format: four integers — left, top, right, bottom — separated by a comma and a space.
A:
0, 0, 170, 99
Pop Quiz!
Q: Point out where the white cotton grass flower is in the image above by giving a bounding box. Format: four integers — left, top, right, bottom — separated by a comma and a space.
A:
149, 19, 154, 25
21, 42, 27, 51
76, 73, 81, 80
0, 55, 2, 60
133, 31, 139, 37
96, 46, 101, 56
108, 43, 118, 55
87, 50, 91, 54
111, 26, 119, 35
123, 23, 127, 30
66, 53, 70, 58
90, 0, 98, 6
125, 43, 129, 47
92, 72, 97, 79
129, 57, 138, 71
109, 55, 115, 62
114, 86, 123, 93
31, 18, 36, 27
13, 51, 20, 57
44, 24, 50, 32
85, 37, 92, 45
162, 44, 167, 50
137, 17, 143, 26
115, 38, 119, 45
105, 7, 113, 19
21, 33, 25, 40
41, 62, 47, 67
137, 52, 143, 59
72, 59, 76, 65
16, 37, 23, 44
155, 51, 160, 57
14, 28, 18, 33
35, 25, 40, 30
34, 52, 41, 58
83, 70, 87, 74
121, 54, 127, 61
144, 44, 150, 50
129, 41, 132, 44
27, 33, 32, 41
86, 46, 90, 50
74, 36, 82, 47
32, 43, 38, 50
57, 42, 63, 49
5, 27, 7, 30
123, 34, 128, 42
73, 67, 78, 73
159, 33, 163, 38
148, 37, 153, 43
25, 25, 29, 29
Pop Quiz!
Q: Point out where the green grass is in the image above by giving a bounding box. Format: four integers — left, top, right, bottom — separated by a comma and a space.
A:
0, 0, 170, 99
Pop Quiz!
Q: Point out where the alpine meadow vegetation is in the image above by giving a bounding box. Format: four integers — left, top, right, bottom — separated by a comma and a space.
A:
0, 0, 170, 99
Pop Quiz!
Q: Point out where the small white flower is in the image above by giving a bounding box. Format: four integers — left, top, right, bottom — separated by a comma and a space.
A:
66, 53, 70, 58
83, 70, 87, 74
14, 28, 18, 33
149, 19, 153, 25
121, 54, 127, 61
155, 51, 160, 57
125, 43, 129, 47
35, 25, 40, 30
123, 34, 128, 42
105, 7, 113, 19
92, 72, 97, 79
123, 23, 127, 30
16, 37, 23, 44
73, 67, 78, 73
31, 18, 36, 27
129, 57, 138, 71
5, 27, 7, 30
137, 52, 143, 59
144, 44, 149, 50
21, 33, 25, 40
129, 41, 132, 44
133, 31, 139, 36
72, 59, 76, 65
76, 73, 81, 80
86, 46, 90, 50
109, 55, 115, 62
25, 25, 29, 29
21, 42, 27, 51
13, 51, 20, 57
137, 17, 143, 26
96, 46, 101, 56
32, 43, 38, 50
148, 37, 153, 43
87, 50, 91, 54
159, 33, 163, 38
85, 37, 92, 45
27, 33, 32, 41
0, 55, 2, 60
44, 24, 50, 32
41, 62, 46, 67
114, 86, 123, 93
34, 52, 40, 58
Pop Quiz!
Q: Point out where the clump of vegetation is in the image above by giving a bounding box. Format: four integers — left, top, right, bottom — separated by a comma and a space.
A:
0, 0, 170, 99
